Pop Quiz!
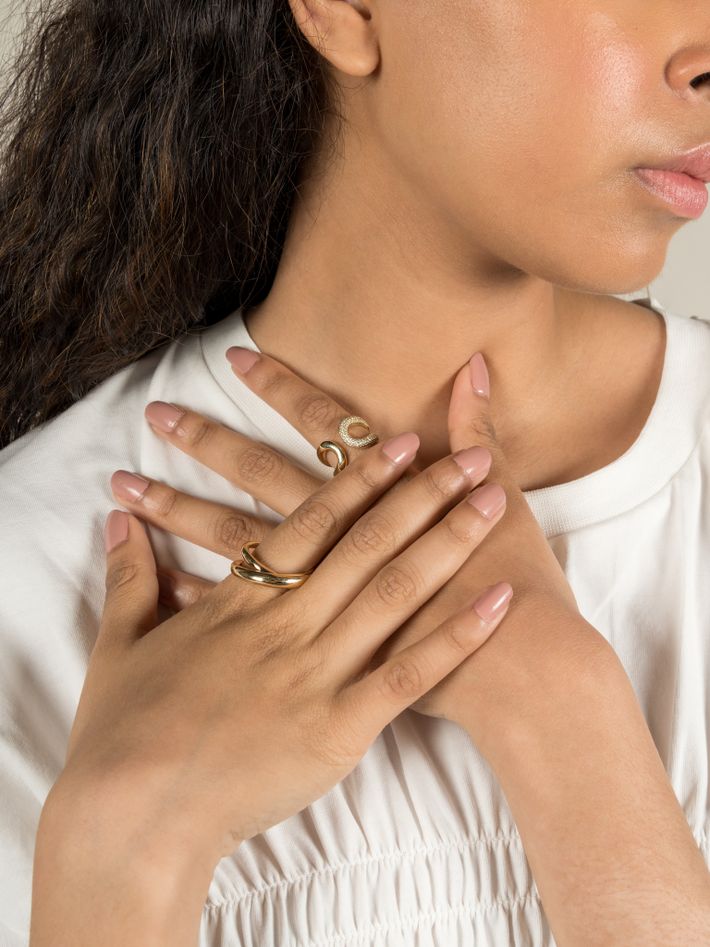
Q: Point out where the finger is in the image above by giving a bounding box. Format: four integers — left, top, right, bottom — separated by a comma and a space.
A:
213, 431, 424, 611
156, 567, 216, 612
100, 510, 159, 648
225, 347, 399, 463
448, 353, 505, 467
142, 402, 324, 517
109, 470, 272, 559
294, 445, 494, 629
237, 431, 422, 578
448, 355, 525, 511
337, 581, 514, 730
325, 478, 508, 677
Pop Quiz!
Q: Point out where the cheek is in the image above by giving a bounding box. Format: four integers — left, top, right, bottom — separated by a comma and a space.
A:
375, 6, 670, 289
374, 11, 595, 237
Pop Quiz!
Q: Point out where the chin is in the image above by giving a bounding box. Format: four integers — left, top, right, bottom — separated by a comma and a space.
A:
543, 243, 670, 297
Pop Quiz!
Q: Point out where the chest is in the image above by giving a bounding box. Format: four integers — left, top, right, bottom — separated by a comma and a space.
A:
199, 535, 710, 946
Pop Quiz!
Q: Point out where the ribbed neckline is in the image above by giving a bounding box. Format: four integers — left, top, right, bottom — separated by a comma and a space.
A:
200, 296, 710, 538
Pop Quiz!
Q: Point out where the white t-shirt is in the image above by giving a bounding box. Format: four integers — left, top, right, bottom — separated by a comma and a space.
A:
1, 295, 709, 947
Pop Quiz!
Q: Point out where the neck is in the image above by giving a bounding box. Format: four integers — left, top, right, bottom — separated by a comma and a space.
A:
243, 146, 616, 491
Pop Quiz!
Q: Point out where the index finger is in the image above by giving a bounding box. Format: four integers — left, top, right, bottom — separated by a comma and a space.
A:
226, 346, 425, 478
142, 403, 326, 517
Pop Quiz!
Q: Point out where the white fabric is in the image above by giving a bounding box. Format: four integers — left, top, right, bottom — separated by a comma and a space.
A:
1, 295, 709, 946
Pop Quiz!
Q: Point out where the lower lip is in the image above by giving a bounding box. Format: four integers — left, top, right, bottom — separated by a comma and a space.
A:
633, 168, 709, 219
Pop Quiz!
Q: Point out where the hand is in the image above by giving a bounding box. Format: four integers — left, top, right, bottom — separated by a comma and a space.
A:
64, 424, 514, 866
113, 347, 601, 757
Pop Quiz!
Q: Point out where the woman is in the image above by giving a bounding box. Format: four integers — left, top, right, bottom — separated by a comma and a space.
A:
1, 0, 710, 944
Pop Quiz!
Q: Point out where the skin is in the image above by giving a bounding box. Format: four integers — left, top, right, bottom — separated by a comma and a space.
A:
32, 367, 517, 947
32, 357, 710, 946
30, 1, 710, 944
246, 0, 708, 483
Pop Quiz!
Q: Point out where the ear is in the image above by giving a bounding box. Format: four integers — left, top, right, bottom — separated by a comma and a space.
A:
288, 0, 380, 77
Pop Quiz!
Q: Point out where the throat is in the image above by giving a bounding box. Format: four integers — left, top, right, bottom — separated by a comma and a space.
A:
508, 298, 667, 492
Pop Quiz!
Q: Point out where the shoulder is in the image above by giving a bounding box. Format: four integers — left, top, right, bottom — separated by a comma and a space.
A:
0, 344, 166, 534
0, 343, 177, 939
1, 342, 165, 463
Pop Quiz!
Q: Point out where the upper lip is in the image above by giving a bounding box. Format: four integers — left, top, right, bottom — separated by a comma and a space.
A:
637, 144, 710, 183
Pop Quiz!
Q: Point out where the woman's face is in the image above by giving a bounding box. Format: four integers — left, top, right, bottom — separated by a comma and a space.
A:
326, 0, 710, 294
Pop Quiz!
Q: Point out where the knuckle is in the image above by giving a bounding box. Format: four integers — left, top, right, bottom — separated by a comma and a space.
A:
183, 417, 216, 451
379, 659, 423, 702
346, 512, 397, 562
177, 581, 210, 610
202, 581, 242, 627
296, 394, 340, 434
442, 617, 472, 655
347, 459, 381, 492
152, 486, 180, 519
466, 414, 499, 446
285, 652, 324, 693
253, 627, 288, 664
290, 497, 339, 543
307, 708, 358, 768
250, 608, 295, 663
252, 364, 288, 397
443, 508, 481, 545
105, 561, 141, 595
235, 443, 285, 487
374, 561, 420, 607
423, 463, 461, 502
214, 511, 253, 552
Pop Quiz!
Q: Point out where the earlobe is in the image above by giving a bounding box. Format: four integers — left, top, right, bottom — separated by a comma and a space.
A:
288, 0, 379, 78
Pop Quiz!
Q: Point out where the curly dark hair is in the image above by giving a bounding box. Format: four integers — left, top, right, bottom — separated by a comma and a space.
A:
0, 0, 341, 449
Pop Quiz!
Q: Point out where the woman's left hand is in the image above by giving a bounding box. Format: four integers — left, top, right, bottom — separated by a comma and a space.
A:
110, 346, 604, 747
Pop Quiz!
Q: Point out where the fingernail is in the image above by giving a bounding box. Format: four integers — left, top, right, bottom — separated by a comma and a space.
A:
104, 510, 129, 553
467, 482, 506, 518
469, 352, 490, 399
111, 470, 150, 502
145, 401, 186, 433
381, 432, 420, 465
226, 347, 260, 375
453, 446, 492, 479
473, 581, 513, 622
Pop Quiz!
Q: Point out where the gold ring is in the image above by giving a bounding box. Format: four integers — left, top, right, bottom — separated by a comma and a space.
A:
230, 541, 312, 589
316, 415, 379, 477
338, 415, 379, 449
231, 564, 307, 588
316, 440, 349, 476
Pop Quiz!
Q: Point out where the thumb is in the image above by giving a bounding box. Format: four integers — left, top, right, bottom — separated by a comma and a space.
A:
101, 509, 159, 646
448, 352, 503, 460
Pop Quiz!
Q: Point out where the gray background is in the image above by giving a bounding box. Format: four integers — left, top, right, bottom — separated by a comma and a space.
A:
0, 2, 708, 320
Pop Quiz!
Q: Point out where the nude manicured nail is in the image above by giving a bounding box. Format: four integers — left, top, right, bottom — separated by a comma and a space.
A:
472, 582, 513, 622
469, 352, 490, 399
112, 470, 150, 502
381, 432, 420, 465
145, 401, 186, 433
104, 510, 129, 553
226, 346, 260, 374
453, 446, 492, 479
467, 482, 506, 518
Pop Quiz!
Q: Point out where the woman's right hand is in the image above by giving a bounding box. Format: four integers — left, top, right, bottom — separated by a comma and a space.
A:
56, 430, 512, 866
